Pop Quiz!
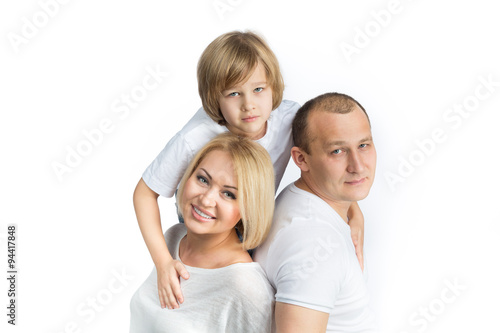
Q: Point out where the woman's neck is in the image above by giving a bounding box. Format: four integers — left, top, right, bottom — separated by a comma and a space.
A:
179, 229, 252, 269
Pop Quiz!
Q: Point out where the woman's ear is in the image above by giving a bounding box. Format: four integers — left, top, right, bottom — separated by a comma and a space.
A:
291, 146, 310, 172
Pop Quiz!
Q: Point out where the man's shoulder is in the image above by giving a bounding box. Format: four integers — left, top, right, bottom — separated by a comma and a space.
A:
255, 184, 347, 266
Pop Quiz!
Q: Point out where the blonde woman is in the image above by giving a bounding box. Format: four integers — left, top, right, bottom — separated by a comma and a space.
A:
130, 133, 275, 332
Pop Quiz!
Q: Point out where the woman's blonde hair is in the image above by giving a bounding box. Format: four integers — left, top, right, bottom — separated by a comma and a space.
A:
197, 30, 284, 125
176, 133, 275, 250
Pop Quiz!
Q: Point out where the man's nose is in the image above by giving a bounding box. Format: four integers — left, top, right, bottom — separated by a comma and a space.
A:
347, 151, 365, 173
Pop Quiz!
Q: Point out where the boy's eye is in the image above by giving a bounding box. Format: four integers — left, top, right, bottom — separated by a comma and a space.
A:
228, 92, 239, 97
223, 191, 236, 200
254, 87, 263, 93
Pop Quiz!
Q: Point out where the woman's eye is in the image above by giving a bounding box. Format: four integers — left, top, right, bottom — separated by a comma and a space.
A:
223, 191, 236, 200
254, 87, 263, 93
228, 92, 239, 97
197, 176, 208, 184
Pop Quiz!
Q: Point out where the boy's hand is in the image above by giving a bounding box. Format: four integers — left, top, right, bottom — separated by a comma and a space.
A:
347, 202, 365, 272
350, 224, 364, 272
157, 259, 190, 309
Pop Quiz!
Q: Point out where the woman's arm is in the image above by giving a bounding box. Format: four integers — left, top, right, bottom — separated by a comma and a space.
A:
347, 201, 364, 271
133, 178, 189, 309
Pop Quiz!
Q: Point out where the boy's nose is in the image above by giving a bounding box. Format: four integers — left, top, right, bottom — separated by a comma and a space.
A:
242, 95, 255, 111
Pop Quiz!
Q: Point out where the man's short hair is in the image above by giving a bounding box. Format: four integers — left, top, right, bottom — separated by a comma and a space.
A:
292, 92, 370, 154
197, 31, 284, 125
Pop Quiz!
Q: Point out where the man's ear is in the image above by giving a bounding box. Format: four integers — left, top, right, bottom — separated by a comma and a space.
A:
291, 146, 310, 172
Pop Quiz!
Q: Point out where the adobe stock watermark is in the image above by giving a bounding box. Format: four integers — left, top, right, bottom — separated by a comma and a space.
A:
7, 0, 72, 54
398, 278, 466, 333
340, 0, 415, 64
212, 0, 244, 21
385, 74, 499, 192
54, 267, 134, 333
293, 235, 341, 282
51, 64, 168, 182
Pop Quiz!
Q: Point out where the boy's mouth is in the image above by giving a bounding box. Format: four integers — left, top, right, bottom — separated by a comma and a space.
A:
242, 115, 259, 122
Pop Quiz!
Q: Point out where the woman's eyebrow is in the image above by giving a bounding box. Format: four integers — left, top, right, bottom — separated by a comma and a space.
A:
200, 168, 238, 190
200, 168, 212, 180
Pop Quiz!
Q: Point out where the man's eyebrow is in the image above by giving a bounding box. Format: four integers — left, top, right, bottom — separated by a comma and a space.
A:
324, 136, 373, 148
200, 168, 238, 190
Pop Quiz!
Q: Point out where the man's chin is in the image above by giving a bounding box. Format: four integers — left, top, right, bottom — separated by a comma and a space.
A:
345, 188, 371, 202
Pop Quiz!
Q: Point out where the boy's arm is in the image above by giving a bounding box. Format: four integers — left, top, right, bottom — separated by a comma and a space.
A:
347, 201, 364, 271
133, 178, 189, 309
275, 302, 329, 333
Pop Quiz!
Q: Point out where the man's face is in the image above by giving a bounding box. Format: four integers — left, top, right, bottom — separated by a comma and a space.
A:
302, 106, 377, 204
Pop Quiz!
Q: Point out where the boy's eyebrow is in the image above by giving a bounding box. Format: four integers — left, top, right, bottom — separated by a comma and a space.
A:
223, 81, 267, 91
200, 168, 238, 190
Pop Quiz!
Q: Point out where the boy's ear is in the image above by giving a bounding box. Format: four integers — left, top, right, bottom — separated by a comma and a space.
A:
291, 146, 310, 172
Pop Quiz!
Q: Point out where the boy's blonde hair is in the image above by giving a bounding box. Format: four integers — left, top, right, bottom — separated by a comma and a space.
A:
197, 31, 284, 125
176, 133, 275, 250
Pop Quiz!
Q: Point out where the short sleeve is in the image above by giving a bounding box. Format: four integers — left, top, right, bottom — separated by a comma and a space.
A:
142, 132, 193, 198
266, 223, 349, 314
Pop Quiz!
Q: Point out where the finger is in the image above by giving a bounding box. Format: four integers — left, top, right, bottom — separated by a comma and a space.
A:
158, 289, 166, 309
175, 262, 190, 280
356, 247, 364, 272
165, 287, 179, 309
171, 279, 184, 304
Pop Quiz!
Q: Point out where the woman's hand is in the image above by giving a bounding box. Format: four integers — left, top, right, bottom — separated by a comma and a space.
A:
347, 202, 365, 272
156, 259, 190, 309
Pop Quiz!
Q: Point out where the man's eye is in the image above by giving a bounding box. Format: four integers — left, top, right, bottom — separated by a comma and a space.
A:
223, 191, 236, 200
359, 144, 368, 149
332, 149, 342, 155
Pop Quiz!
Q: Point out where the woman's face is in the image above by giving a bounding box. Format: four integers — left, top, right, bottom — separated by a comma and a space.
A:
181, 150, 241, 237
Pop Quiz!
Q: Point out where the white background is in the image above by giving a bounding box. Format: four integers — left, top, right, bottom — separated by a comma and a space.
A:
1, 0, 499, 332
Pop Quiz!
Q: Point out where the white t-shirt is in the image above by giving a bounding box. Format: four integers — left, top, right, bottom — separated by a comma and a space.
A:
142, 100, 300, 197
130, 224, 275, 333
254, 184, 377, 332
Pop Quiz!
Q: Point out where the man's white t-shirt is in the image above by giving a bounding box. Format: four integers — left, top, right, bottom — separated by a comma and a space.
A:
142, 100, 300, 197
130, 224, 275, 333
254, 183, 377, 332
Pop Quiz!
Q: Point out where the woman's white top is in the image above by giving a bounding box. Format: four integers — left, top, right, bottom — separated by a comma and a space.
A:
130, 224, 275, 333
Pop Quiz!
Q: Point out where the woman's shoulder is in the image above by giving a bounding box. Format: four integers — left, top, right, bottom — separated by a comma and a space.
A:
164, 223, 187, 258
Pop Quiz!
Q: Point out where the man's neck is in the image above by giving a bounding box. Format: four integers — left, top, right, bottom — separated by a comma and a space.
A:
294, 178, 350, 223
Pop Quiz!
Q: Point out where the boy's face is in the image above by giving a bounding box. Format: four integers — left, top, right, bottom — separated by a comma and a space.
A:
218, 62, 273, 140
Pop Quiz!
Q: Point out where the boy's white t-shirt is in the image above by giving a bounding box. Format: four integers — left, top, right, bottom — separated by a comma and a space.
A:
130, 224, 275, 333
142, 100, 300, 197
254, 184, 377, 332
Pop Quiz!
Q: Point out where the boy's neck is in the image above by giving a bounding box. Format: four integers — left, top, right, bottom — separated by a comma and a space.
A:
226, 122, 267, 140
